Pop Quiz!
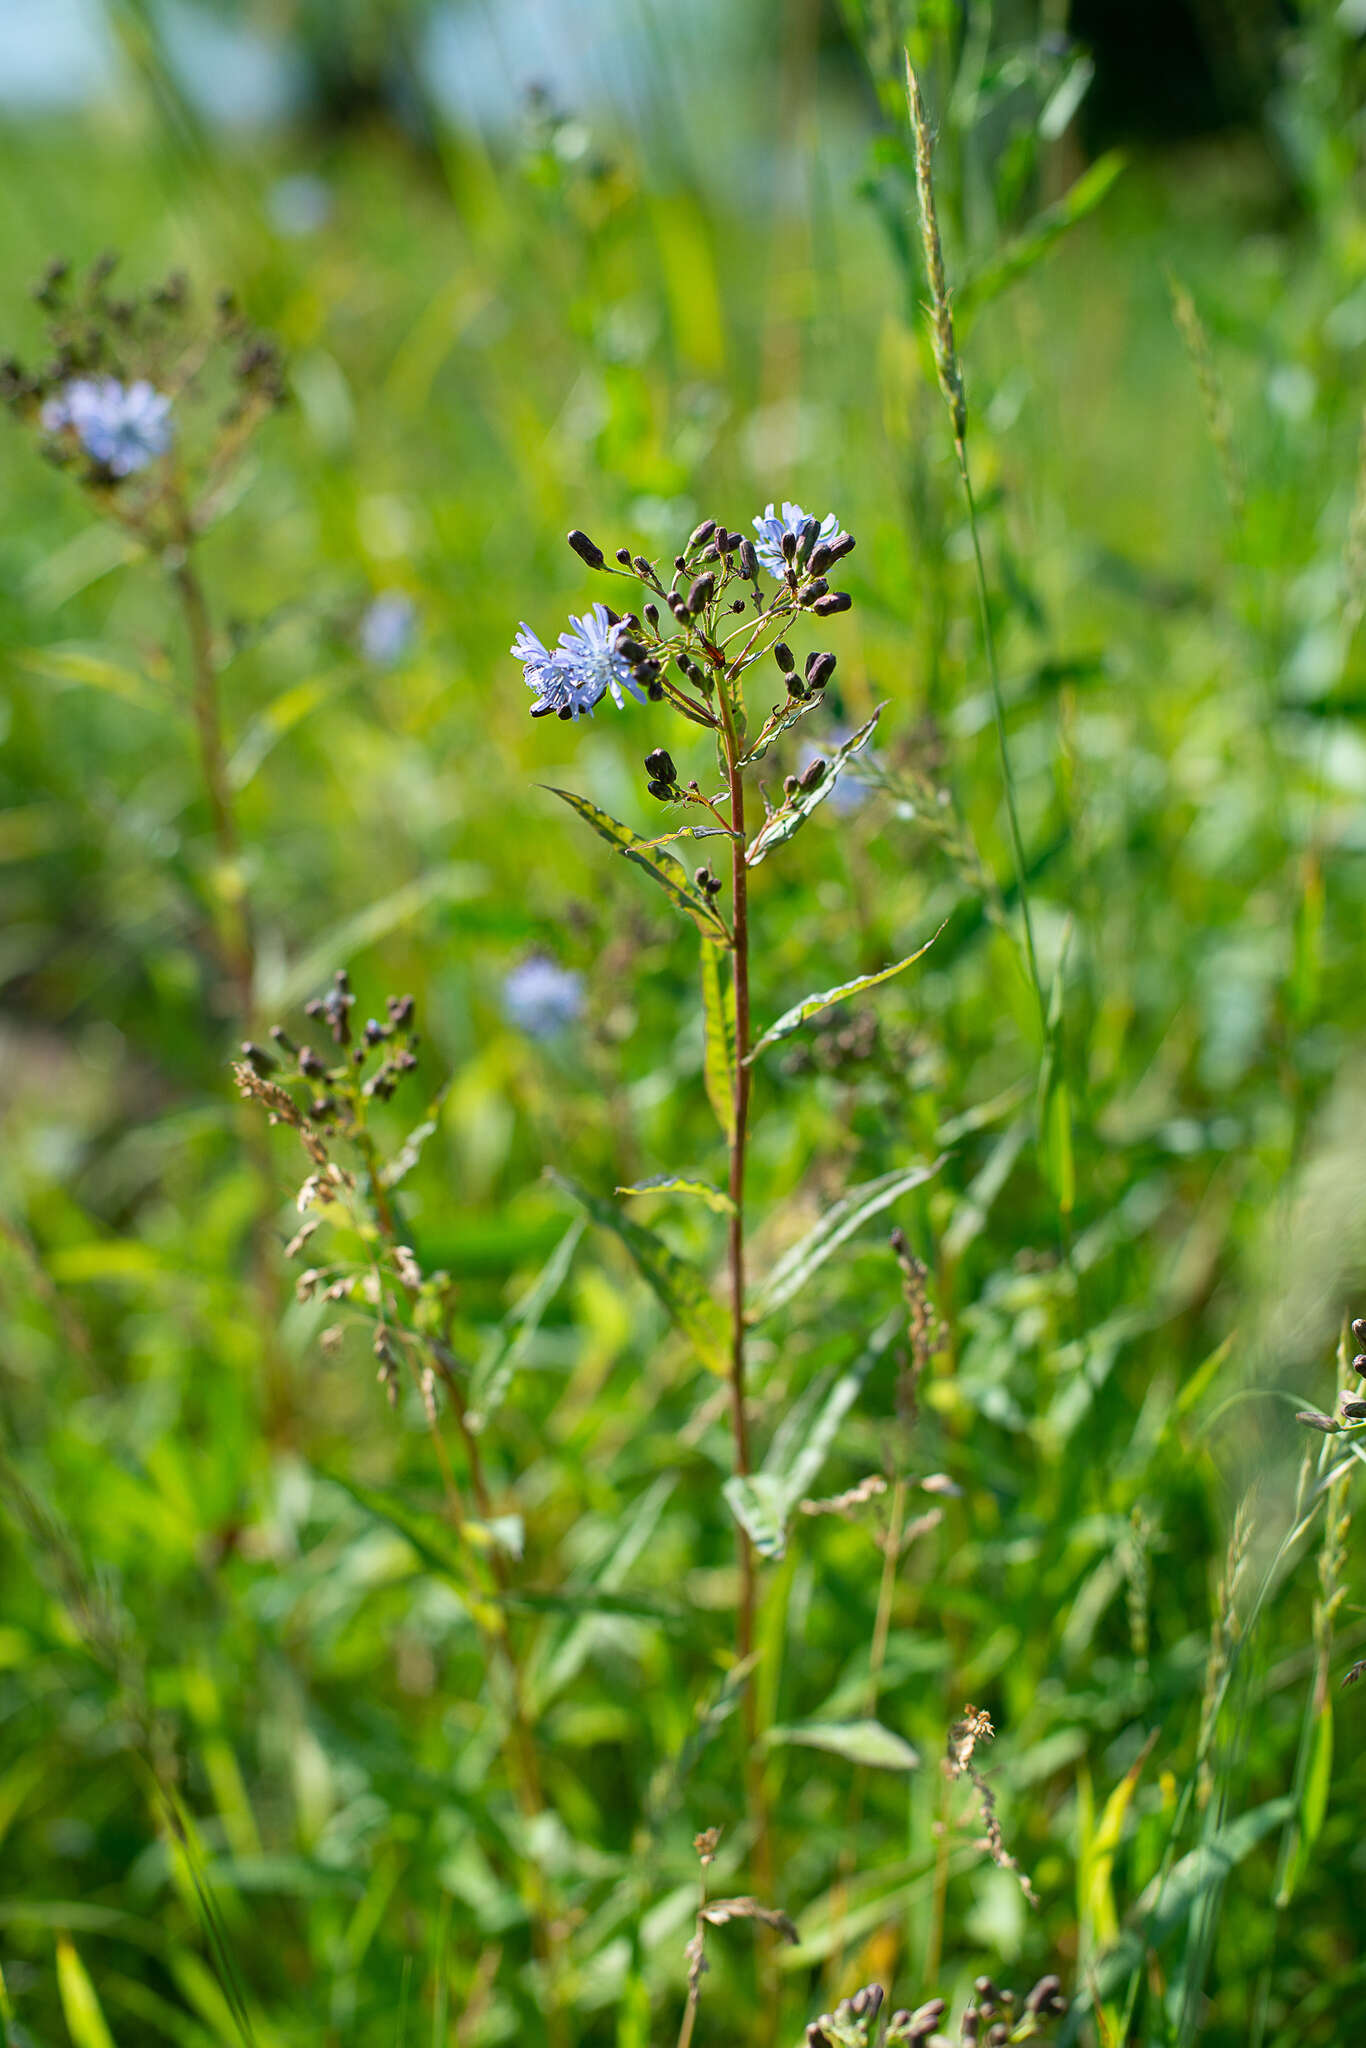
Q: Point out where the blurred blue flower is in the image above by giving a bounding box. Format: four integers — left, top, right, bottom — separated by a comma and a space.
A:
752, 500, 841, 578
360, 590, 417, 666
43, 376, 173, 476
514, 602, 643, 720
268, 173, 333, 237
503, 954, 584, 1038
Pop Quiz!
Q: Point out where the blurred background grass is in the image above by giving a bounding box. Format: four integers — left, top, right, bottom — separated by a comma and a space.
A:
4, 3, 1366, 2044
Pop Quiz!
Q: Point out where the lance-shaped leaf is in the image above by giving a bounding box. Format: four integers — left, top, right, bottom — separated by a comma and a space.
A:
744, 709, 882, 867
549, 1170, 729, 1375
765, 1719, 920, 1772
700, 937, 737, 1143
738, 693, 823, 766
746, 920, 948, 1063
617, 1174, 735, 1216
466, 1219, 584, 1433
723, 1314, 897, 1557
749, 1160, 944, 1323
544, 786, 728, 938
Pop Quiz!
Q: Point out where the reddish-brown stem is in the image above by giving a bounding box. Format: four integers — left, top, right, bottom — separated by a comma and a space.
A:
716, 674, 775, 1947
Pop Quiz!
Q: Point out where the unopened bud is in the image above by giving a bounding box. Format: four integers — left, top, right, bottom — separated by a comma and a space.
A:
1025, 1976, 1065, 2016
813, 590, 852, 616
798, 576, 829, 607
773, 640, 795, 672
689, 519, 716, 549
804, 650, 836, 690
1354, 1353, 1366, 1376
240, 1040, 276, 1075
798, 757, 826, 792
1297, 1410, 1340, 1433
807, 541, 835, 576
645, 748, 677, 782
780, 529, 798, 563
687, 572, 715, 614
738, 538, 759, 579
1353, 1317, 1366, 1346
567, 528, 605, 569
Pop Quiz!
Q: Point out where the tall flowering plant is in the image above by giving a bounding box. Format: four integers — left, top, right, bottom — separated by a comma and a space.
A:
514, 504, 944, 1903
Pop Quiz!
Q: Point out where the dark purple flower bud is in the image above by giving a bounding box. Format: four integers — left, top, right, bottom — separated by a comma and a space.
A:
240, 1040, 276, 1075
647, 778, 673, 800
387, 993, 415, 1026
299, 1047, 326, 1078
645, 748, 677, 782
798, 756, 826, 791
670, 597, 689, 620
567, 528, 605, 569
738, 538, 759, 580
616, 546, 632, 565
688, 519, 716, 548
633, 555, 653, 578
687, 572, 715, 614
269, 1024, 297, 1055
1025, 1977, 1064, 2016
644, 602, 660, 629
797, 514, 820, 557
731, 597, 746, 612
1297, 1410, 1340, 1433
1353, 1353, 1366, 1376
1342, 1398, 1366, 1419
615, 634, 648, 662
805, 650, 836, 690
773, 640, 795, 673
780, 529, 798, 564
798, 577, 830, 607
813, 590, 853, 616
824, 530, 856, 564
807, 541, 835, 576
1353, 1316, 1366, 1346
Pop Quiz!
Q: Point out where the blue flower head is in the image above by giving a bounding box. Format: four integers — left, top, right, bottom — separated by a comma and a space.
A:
503, 955, 584, 1039
514, 601, 644, 721
42, 376, 174, 478
752, 501, 843, 579
360, 590, 417, 666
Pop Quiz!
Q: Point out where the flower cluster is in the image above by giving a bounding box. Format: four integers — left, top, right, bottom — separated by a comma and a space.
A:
2, 253, 285, 531
512, 502, 855, 734
803, 1973, 1066, 2047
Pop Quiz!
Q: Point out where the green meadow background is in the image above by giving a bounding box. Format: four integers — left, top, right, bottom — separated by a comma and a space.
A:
2, 3, 1366, 2043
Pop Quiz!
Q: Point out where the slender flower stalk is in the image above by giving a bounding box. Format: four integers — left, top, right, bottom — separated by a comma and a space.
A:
905, 58, 1045, 1037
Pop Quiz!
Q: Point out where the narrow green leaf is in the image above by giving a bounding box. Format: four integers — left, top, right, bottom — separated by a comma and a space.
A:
17, 643, 162, 711
324, 1472, 469, 1590
544, 787, 727, 937
765, 1720, 920, 1771
1277, 1702, 1333, 1906
749, 1161, 944, 1322
549, 1171, 730, 1374
738, 694, 822, 766
746, 920, 947, 1062
700, 937, 736, 1143
744, 709, 882, 866
56, 1936, 118, 2048
466, 1219, 583, 1432
959, 151, 1126, 320
722, 1474, 790, 1558
616, 1175, 735, 1216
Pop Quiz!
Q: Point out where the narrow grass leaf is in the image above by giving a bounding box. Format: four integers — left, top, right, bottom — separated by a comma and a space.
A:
466, 1219, 583, 1432
549, 1170, 729, 1374
56, 1937, 117, 2048
765, 1719, 919, 1772
749, 1160, 944, 1322
746, 922, 947, 1063
544, 787, 727, 937
616, 1175, 735, 1216
744, 710, 882, 866
959, 152, 1125, 321
700, 937, 736, 1142
1277, 1700, 1333, 1906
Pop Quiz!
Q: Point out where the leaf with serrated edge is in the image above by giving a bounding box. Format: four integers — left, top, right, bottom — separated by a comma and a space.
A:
745, 708, 882, 867
739, 694, 822, 766
617, 1175, 735, 1216
700, 937, 736, 1143
723, 1473, 790, 1558
750, 1160, 944, 1323
747, 920, 947, 1063
765, 1719, 920, 1771
545, 785, 727, 936
550, 1170, 729, 1374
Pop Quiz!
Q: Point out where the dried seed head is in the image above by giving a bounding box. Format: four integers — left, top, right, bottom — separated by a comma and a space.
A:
805, 649, 836, 690
813, 590, 853, 617
773, 639, 795, 673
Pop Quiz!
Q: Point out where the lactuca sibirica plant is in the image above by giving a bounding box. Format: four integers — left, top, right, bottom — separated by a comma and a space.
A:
515, 505, 943, 1905
3, 255, 286, 1024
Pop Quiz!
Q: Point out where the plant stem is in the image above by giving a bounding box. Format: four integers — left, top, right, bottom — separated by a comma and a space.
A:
168, 539, 255, 1024
716, 679, 778, 2028
953, 441, 1046, 1037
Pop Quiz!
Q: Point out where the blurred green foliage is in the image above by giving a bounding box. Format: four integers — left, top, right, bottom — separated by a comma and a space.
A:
4, 5, 1366, 2045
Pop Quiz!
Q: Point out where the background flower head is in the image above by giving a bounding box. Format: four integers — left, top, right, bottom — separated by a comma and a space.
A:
42, 376, 174, 477
502, 954, 584, 1039
360, 590, 417, 666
